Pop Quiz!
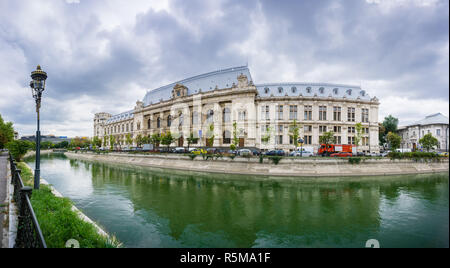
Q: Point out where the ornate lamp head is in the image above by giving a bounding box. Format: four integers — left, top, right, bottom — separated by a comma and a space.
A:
30, 65, 47, 94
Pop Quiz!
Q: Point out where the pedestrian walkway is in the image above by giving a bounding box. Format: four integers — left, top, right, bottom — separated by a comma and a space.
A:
0, 152, 8, 248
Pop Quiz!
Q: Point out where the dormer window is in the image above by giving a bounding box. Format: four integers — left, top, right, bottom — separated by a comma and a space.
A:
319, 87, 325, 94
333, 88, 339, 95
291, 86, 297, 93
264, 87, 270, 94
360, 90, 366, 96
306, 87, 311, 93
346, 89, 352, 95
176, 90, 180, 96
278, 87, 283, 93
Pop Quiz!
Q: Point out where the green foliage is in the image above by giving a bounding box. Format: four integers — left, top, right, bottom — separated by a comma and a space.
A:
388, 151, 442, 162
54, 141, 69, 149
40, 141, 54, 149
383, 115, 399, 134
0, 114, 15, 149
186, 132, 198, 149
355, 123, 363, 149
125, 134, 133, 146
378, 123, 386, 146
6, 140, 33, 161
188, 154, 197, 160
232, 122, 239, 148
134, 134, 143, 147
103, 136, 108, 148
268, 156, 282, 165
319, 131, 336, 146
70, 137, 91, 149
259, 154, 264, 163
289, 119, 300, 148
230, 144, 236, 151
419, 133, 439, 152
348, 157, 362, 164
109, 135, 115, 150
160, 132, 175, 149
261, 125, 272, 145
386, 131, 402, 150
17, 163, 121, 248
207, 124, 215, 147
92, 136, 102, 148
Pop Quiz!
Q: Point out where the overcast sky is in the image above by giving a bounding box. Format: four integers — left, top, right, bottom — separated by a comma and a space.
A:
0, 0, 448, 137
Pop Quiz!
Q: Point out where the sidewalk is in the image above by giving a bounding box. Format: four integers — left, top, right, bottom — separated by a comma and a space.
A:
0, 152, 8, 248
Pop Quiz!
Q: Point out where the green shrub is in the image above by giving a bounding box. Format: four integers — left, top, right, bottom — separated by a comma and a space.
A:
268, 156, 282, 165
259, 154, 264, 164
188, 154, 197, 160
6, 140, 33, 161
348, 157, 362, 164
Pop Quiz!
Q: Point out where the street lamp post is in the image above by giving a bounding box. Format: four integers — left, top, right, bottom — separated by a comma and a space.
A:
29, 65, 47, 190
298, 138, 304, 157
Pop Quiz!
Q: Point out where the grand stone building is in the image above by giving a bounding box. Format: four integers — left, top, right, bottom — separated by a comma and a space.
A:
94, 66, 380, 153
398, 113, 449, 152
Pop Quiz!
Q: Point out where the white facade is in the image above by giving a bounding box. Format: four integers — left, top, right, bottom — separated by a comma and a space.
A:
398, 113, 449, 152
94, 66, 380, 153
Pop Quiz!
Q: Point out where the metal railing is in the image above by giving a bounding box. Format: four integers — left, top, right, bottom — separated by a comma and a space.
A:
8, 153, 47, 248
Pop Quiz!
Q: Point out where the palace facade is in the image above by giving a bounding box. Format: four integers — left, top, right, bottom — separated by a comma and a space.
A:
94, 66, 380, 153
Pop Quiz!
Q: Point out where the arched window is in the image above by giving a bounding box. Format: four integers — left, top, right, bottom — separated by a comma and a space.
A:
278, 87, 283, 93
223, 108, 231, 123
291, 86, 297, 93
306, 87, 311, 93
360, 90, 366, 96
207, 110, 214, 123
264, 87, 270, 94
167, 115, 172, 127
223, 130, 231, 144
319, 87, 325, 94
157, 117, 161, 128
346, 89, 352, 95
333, 88, 339, 95
147, 119, 151, 129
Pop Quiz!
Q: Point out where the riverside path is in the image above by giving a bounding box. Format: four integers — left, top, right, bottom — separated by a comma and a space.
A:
0, 152, 8, 248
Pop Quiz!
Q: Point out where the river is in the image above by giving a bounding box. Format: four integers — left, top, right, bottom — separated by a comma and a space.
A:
26, 153, 449, 248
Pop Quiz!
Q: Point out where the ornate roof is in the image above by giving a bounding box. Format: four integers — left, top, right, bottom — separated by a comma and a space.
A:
143, 66, 252, 106
105, 110, 134, 124
255, 82, 370, 100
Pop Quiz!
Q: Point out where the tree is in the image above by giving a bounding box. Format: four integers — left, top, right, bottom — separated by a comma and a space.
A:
125, 134, 133, 148
232, 122, 239, 148
40, 141, 54, 149
109, 135, 116, 150
378, 123, 386, 146
206, 123, 215, 147
150, 133, 161, 148
55, 140, 69, 149
186, 132, 198, 151
160, 132, 175, 151
386, 131, 401, 151
319, 131, 336, 156
289, 119, 301, 149
355, 122, 363, 152
0, 114, 15, 149
419, 133, 439, 152
135, 134, 143, 147
103, 135, 109, 148
261, 126, 272, 145
383, 115, 399, 134
6, 140, 33, 161
92, 136, 102, 149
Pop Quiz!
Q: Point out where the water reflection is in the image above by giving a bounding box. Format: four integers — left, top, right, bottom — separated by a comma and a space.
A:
26, 153, 449, 248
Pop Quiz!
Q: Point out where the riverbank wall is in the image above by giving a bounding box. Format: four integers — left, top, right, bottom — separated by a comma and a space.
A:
65, 152, 449, 177
23, 150, 53, 159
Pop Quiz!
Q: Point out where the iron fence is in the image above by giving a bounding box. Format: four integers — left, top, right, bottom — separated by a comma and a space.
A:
8, 153, 47, 248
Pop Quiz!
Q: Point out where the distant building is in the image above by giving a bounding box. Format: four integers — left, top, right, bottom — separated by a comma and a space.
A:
94, 66, 380, 153
20, 134, 71, 144
398, 113, 449, 151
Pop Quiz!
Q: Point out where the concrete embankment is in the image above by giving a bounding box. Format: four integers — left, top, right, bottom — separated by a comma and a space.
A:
65, 152, 449, 177
23, 150, 53, 159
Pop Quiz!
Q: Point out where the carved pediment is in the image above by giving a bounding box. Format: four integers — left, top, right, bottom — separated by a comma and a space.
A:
172, 83, 188, 98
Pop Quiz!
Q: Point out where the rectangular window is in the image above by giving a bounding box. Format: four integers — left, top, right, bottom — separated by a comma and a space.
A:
333, 126, 341, 133
289, 105, 298, 120
347, 107, 355, 122
362, 108, 369, 123
348, 136, 355, 145
276, 135, 283, 144
319, 125, 327, 133
304, 135, 312, 145
304, 125, 312, 132
437, 129, 441, 136
238, 111, 246, 121
304, 105, 312, 120
336, 136, 341, 144
278, 125, 284, 133
333, 107, 341, 121
261, 106, 270, 121
277, 105, 283, 120
348, 127, 355, 133
319, 106, 327, 121
192, 111, 198, 125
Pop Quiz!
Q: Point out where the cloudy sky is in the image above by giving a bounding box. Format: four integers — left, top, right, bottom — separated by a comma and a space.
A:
0, 0, 448, 137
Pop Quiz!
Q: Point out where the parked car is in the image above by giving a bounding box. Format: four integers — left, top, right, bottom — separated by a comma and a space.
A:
237, 148, 252, 156
265, 150, 285, 156
289, 150, 314, 157
330, 152, 353, 157
250, 149, 261, 156
380, 151, 390, 157
191, 148, 207, 155
172, 147, 186, 153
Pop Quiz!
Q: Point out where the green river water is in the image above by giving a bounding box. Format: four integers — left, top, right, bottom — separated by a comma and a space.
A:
26, 153, 449, 248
